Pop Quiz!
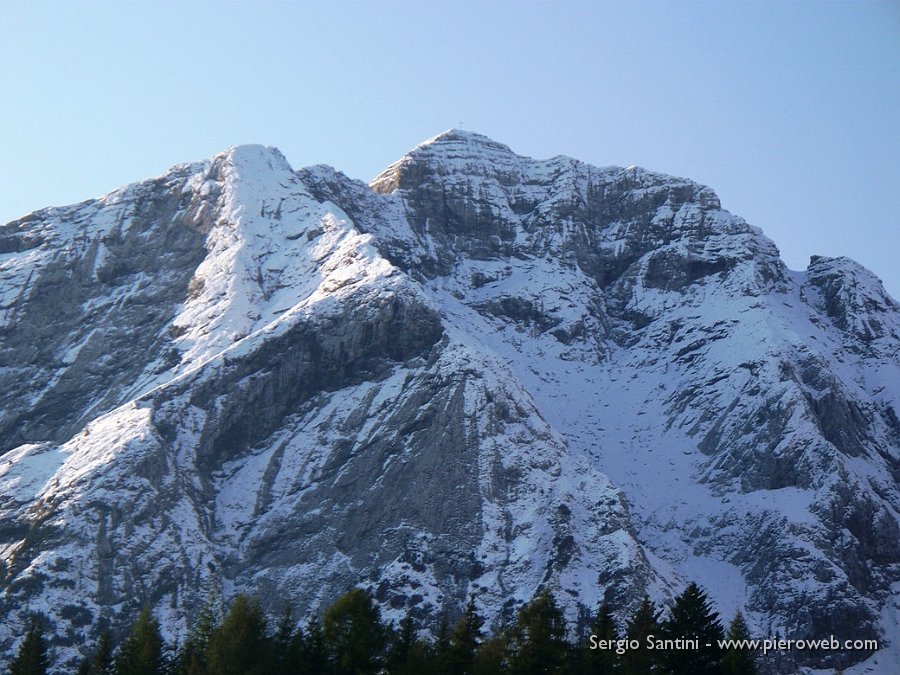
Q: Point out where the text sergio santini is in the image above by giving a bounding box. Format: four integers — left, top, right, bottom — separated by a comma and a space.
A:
589, 635, 703, 654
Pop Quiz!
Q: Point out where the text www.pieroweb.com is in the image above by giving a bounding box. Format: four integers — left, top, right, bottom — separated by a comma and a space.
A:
720, 636, 879, 655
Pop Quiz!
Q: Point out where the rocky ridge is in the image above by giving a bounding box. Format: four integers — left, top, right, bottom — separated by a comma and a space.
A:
0, 131, 897, 673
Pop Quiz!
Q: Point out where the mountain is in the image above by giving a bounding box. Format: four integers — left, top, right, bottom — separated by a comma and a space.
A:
0, 131, 897, 673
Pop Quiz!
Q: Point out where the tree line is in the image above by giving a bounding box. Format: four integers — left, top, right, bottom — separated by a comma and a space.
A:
9, 581, 759, 674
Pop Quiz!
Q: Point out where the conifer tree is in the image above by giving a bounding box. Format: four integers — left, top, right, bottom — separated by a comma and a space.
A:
279, 624, 306, 675
448, 595, 485, 675
472, 631, 510, 675
620, 596, 661, 675
388, 612, 416, 673
10, 618, 49, 675
322, 588, 388, 675
582, 600, 619, 674
174, 601, 219, 675
661, 582, 724, 675
300, 618, 327, 675
388, 613, 432, 675
115, 607, 166, 675
433, 611, 452, 675
272, 603, 295, 674
205, 594, 271, 675
722, 612, 756, 675
401, 637, 436, 675
80, 630, 113, 675
509, 589, 568, 675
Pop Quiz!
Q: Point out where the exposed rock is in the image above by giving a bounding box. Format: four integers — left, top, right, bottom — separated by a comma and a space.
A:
0, 131, 897, 673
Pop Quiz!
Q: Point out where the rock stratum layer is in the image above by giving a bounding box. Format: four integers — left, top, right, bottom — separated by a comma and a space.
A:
0, 131, 897, 673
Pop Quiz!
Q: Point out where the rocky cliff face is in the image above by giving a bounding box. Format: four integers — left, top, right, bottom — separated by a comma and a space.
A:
0, 131, 897, 673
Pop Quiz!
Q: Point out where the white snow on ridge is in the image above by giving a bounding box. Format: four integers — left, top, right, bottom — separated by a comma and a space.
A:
0, 134, 897, 673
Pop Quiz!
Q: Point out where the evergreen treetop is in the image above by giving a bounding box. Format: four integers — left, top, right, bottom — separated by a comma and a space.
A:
582, 600, 619, 675
205, 594, 272, 675
722, 612, 757, 675
322, 587, 387, 675
10, 617, 49, 675
621, 595, 662, 675
661, 582, 725, 675
510, 588, 568, 675
448, 595, 485, 675
114, 607, 165, 675
82, 630, 113, 675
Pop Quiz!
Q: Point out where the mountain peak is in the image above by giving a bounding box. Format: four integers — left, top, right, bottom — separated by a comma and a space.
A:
216, 144, 293, 175
370, 129, 523, 194
417, 128, 515, 153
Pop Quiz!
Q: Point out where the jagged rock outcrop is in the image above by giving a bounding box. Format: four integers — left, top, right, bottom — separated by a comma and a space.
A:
0, 131, 897, 673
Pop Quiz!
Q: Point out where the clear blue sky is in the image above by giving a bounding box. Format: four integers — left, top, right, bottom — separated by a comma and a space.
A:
3, 1, 898, 298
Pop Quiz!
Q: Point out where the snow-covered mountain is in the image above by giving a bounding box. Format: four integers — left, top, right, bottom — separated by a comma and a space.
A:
1, 131, 897, 673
